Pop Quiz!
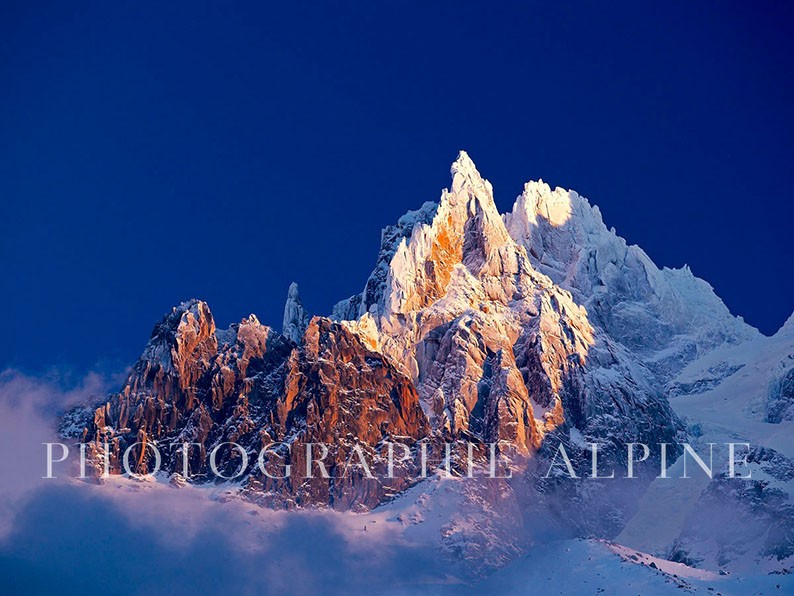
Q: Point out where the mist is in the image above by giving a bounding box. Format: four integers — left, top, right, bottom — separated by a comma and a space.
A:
0, 370, 459, 595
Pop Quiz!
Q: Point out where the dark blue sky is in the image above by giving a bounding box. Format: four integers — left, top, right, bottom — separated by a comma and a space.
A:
2, 1, 792, 374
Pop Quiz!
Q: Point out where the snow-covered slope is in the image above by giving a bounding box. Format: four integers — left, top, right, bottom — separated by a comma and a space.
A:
503, 179, 760, 381
619, 316, 794, 573
478, 538, 793, 595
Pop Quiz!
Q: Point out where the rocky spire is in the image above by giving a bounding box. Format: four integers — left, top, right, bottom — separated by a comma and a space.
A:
381, 150, 521, 317
282, 282, 309, 343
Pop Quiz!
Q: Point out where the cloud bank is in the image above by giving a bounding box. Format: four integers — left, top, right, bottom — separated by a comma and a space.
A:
0, 370, 456, 595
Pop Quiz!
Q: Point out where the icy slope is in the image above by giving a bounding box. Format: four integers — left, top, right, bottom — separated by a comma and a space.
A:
619, 314, 794, 572
478, 538, 792, 595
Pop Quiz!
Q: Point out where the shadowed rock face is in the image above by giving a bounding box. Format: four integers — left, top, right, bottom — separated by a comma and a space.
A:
264, 317, 431, 509
767, 366, 794, 423
276, 317, 428, 443
669, 447, 794, 570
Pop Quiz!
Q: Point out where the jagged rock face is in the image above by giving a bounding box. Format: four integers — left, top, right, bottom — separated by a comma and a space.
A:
255, 317, 430, 509
83, 301, 294, 478
323, 152, 688, 526
767, 366, 794, 423
72, 151, 726, 517
277, 317, 428, 441
341, 153, 599, 455
333, 201, 439, 321
80, 305, 431, 509
503, 180, 760, 379
131, 300, 219, 413
766, 317, 794, 423
331, 154, 682, 489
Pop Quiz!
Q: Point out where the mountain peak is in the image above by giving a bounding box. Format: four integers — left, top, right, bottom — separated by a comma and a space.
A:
450, 150, 490, 197
450, 149, 477, 175
778, 310, 794, 336
150, 299, 216, 348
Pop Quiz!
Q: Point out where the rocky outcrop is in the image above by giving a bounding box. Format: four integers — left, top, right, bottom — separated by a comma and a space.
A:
766, 318, 794, 423
255, 317, 431, 509
78, 301, 433, 508
282, 282, 309, 343
767, 366, 794, 423
81, 300, 294, 479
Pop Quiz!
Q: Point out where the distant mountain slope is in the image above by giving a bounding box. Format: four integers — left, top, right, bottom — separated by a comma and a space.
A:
619, 314, 794, 573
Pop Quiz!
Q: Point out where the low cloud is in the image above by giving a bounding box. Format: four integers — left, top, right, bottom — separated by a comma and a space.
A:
0, 481, 450, 595
0, 369, 115, 537
0, 371, 452, 595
